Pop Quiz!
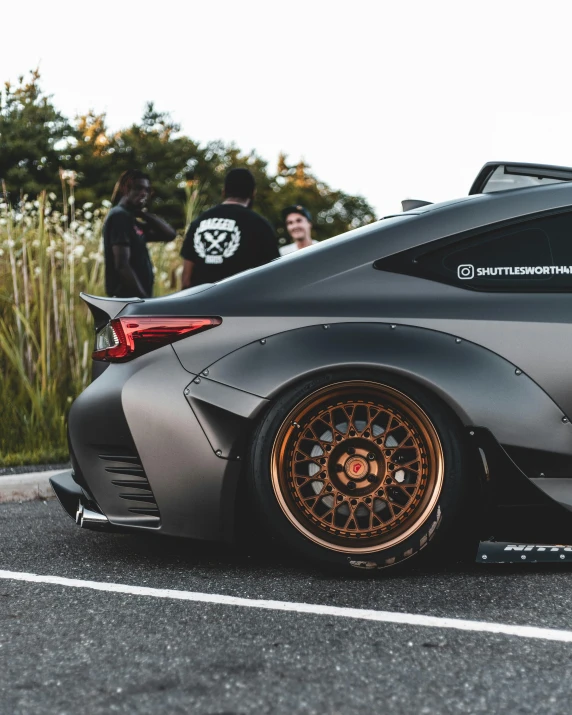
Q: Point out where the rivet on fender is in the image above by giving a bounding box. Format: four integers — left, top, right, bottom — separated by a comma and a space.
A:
515, 369, 522, 375
455, 338, 462, 344
563, 417, 569, 423
260, 339, 266, 345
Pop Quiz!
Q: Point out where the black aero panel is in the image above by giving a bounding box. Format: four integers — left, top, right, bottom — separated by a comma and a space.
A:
99, 448, 160, 521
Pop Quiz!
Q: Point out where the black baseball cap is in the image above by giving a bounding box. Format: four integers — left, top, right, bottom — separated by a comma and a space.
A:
282, 204, 312, 222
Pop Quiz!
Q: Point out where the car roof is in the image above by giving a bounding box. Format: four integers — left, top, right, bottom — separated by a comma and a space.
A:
158, 178, 572, 309
271, 181, 572, 273
311, 180, 572, 266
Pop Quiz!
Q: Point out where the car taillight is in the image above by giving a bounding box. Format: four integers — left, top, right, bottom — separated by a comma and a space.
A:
92, 316, 221, 362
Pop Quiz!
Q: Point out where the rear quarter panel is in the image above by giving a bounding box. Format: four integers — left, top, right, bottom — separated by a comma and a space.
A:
195, 323, 572, 470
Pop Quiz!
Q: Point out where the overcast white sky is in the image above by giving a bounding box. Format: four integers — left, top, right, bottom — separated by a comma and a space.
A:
2, 0, 570, 217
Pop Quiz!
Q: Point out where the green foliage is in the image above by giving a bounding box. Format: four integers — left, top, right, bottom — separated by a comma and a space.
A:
0, 448, 69, 468
0, 70, 73, 197
1, 71, 376, 239
71, 103, 201, 229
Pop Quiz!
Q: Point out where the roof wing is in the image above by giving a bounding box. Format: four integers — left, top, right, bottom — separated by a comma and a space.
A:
469, 161, 572, 195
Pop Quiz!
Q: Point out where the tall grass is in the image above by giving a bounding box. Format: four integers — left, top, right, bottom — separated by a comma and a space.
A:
0, 176, 185, 465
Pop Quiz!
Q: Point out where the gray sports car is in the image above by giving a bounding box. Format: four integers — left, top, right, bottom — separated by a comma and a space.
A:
51, 162, 572, 570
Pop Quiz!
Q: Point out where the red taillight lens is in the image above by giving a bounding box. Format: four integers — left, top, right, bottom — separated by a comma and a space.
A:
92, 316, 221, 362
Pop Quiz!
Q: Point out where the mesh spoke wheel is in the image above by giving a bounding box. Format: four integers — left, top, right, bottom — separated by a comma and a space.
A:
270, 381, 444, 554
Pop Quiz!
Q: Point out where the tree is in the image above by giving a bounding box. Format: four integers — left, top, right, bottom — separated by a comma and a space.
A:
72, 111, 112, 205
0, 69, 73, 201
1, 72, 377, 236
267, 154, 376, 243
72, 102, 202, 227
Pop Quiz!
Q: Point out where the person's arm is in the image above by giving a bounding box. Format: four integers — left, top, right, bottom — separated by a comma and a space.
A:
181, 259, 195, 289
139, 211, 177, 242
180, 219, 200, 290
112, 245, 148, 297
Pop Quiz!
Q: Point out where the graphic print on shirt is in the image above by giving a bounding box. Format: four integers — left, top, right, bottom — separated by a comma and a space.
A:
193, 217, 242, 264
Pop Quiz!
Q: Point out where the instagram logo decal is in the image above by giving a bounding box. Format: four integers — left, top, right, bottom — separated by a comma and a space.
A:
457, 264, 475, 280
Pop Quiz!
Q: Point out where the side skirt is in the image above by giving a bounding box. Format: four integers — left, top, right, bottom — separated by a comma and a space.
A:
477, 541, 572, 564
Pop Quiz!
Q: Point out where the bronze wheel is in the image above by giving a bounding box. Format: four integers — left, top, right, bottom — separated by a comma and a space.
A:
270, 381, 444, 554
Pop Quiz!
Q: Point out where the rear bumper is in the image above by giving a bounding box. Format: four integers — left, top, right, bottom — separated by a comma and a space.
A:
67, 346, 244, 542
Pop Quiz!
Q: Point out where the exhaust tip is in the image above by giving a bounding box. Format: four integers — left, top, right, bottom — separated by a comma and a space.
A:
76, 499, 109, 528
80, 506, 109, 527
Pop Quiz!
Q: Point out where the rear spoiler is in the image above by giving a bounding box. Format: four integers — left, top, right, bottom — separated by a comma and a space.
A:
469, 161, 572, 195
80, 293, 143, 331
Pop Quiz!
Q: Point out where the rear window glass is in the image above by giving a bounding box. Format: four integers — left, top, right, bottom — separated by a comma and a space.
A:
415, 212, 572, 292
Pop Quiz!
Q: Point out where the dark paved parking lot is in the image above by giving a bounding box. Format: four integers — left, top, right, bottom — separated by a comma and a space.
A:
2, 500, 572, 714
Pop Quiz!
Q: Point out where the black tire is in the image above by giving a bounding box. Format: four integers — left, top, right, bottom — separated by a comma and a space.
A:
248, 370, 468, 571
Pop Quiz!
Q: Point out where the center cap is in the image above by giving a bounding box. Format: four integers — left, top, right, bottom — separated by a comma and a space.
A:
344, 455, 369, 480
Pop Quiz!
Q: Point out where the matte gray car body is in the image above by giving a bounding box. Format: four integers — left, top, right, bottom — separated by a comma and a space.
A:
54, 179, 572, 543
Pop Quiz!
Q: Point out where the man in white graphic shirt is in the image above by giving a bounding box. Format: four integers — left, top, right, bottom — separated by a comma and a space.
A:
181, 168, 278, 288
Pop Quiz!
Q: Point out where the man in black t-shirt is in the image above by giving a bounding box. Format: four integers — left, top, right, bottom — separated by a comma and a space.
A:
103, 170, 176, 298
180, 168, 278, 288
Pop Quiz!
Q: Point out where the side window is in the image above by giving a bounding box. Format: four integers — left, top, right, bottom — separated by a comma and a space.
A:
416, 212, 572, 291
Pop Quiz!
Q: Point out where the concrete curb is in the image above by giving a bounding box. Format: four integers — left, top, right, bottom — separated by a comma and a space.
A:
0, 470, 69, 504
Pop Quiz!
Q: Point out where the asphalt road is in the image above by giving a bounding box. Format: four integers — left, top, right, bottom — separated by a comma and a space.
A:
2, 501, 572, 714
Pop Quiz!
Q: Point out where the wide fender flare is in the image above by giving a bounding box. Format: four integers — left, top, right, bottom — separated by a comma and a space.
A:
204, 322, 572, 457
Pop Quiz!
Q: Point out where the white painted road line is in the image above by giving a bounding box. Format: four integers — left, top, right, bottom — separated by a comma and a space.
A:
2, 569, 572, 644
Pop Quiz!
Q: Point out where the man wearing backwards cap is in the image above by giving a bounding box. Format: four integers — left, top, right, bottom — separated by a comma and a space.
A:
279, 204, 318, 256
